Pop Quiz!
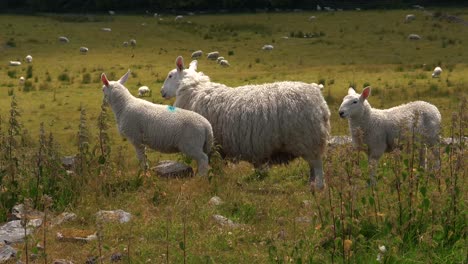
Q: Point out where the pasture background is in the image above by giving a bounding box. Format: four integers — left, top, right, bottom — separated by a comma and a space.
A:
0, 8, 466, 263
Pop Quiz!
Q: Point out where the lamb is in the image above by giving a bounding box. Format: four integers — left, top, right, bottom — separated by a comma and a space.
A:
25, 55, 33, 63
262, 44, 274, 51
130, 39, 137, 47
338, 87, 441, 185
138, 86, 151, 96
219, 59, 230, 67
432, 66, 442, 78
101, 70, 213, 176
216, 56, 225, 63
123, 41, 129, 47
405, 14, 416, 23
191, 50, 203, 59
58, 36, 69, 43
80, 47, 89, 53
408, 34, 421, 40
19, 76, 25, 85
207, 51, 219, 60
161, 56, 331, 189
9, 61, 21, 66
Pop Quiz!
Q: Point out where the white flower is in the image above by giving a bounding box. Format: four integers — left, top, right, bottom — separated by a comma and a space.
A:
379, 245, 387, 253
376, 253, 383, 262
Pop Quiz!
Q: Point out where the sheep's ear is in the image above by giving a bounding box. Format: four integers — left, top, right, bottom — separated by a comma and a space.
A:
176, 56, 184, 72
101, 73, 110, 87
118, 70, 131, 85
348, 87, 356, 95
189, 60, 197, 71
360, 86, 371, 101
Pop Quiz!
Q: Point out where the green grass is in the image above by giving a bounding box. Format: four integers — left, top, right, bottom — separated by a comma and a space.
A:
0, 9, 466, 263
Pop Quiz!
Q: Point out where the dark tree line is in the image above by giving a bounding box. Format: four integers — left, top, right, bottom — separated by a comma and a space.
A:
1, 0, 466, 13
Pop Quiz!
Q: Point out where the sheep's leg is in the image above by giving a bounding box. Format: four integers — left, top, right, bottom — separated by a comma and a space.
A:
308, 159, 324, 190
133, 143, 148, 170
181, 146, 209, 176
368, 157, 379, 187
429, 144, 441, 171
418, 145, 427, 170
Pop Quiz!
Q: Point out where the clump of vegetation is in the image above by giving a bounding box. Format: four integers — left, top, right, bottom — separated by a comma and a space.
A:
58, 72, 70, 82
82, 73, 92, 84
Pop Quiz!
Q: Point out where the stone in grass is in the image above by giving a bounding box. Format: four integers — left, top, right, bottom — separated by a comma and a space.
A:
212, 214, 240, 228
51, 212, 77, 227
111, 252, 123, 262
53, 260, 74, 264
0, 243, 17, 263
96, 209, 132, 224
152, 160, 194, 178
208, 196, 224, 206
0, 219, 43, 244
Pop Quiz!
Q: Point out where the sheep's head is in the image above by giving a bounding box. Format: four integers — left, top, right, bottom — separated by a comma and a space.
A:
161, 56, 198, 99
338, 87, 371, 119
101, 70, 131, 104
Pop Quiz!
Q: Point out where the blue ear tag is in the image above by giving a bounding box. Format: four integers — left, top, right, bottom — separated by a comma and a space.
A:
167, 105, 177, 112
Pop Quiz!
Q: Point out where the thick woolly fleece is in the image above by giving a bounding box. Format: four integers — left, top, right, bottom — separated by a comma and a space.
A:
161, 57, 330, 189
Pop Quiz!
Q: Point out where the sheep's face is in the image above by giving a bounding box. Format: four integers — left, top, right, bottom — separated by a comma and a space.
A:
161, 68, 181, 99
338, 87, 371, 119
161, 56, 198, 99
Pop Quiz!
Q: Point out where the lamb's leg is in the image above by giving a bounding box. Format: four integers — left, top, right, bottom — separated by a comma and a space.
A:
368, 157, 379, 187
308, 159, 324, 190
133, 143, 148, 170
181, 146, 209, 176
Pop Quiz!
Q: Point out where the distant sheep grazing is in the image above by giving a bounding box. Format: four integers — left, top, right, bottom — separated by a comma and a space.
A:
207, 51, 219, 60
130, 39, 137, 47
80, 47, 89, 53
405, 14, 416, 23
191, 50, 203, 59
123, 41, 129, 47
101, 27, 112, 32
216, 56, 225, 63
138, 86, 150, 96
19, 76, 25, 85
309, 16, 317, 21
262, 44, 274, 50
161, 56, 331, 190
338, 87, 441, 185
219, 59, 230, 67
9, 61, 21, 66
25, 55, 33, 63
108, 10, 115, 15
175, 15, 184, 21
58, 36, 69, 43
101, 70, 213, 175
408, 34, 421, 40
432, 66, 442, 78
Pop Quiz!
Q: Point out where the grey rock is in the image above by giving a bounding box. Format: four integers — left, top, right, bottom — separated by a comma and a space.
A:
53, 259, 74, 264
111, 252, 123, 262
61, 155, 75, 170
96, 210, 132, 224
212, 215, 239, 228
208, 196, 223, 206
0, 219, 42, 244
0, 243, 17, 262
51, 212, 77, 227
152, 160, 193, 178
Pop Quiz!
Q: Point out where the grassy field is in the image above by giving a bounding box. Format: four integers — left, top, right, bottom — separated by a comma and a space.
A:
0, 8, 466, 263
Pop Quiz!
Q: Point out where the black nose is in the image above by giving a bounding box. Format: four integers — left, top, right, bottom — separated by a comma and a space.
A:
339, 111, 345, 117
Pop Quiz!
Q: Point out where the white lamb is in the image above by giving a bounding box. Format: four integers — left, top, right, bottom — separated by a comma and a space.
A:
191, 50, 203, 59
338, 87, 441, 185
219, 59, 230, 67
432, 66, 442, 78
58, 36, 69, 43
25, 55, 33, 63
138, 86, 150, 96
161, 56, 331, 190
405, 14, 416, 23
80, 47, 89, 53
262, 44, 274, 51
408, 34, 421, 40
101, 70, 213, 175
216, 56, 225, 63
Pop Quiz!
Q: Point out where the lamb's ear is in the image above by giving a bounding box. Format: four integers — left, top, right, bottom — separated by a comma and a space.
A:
348, 87, 356, 95
189, 60, 197, 71
118, 70, 131, 85
176, 56, 184, 72
101, 73, 109, 87
360, 86, 371, 101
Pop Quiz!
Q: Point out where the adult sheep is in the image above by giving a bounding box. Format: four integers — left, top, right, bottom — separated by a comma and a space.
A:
338, 87, 441, 185
432, 66, 442, 78
25, 55, 33, 63
101, 70, 213, 176
161, 56, 331, 190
